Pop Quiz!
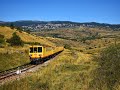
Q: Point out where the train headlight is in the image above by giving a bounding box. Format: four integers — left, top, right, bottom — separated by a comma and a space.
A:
39, 54, 41, 57
29, 54, 32, 57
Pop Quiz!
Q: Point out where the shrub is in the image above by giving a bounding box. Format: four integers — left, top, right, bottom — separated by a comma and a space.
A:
0, 38, 5, 44
64, 44, 71, 49
7, 32, 24, 46
0, 34, 5, 46
25, 30, 31, 34
0, 34, 4, 38
16, 26, 23, 33
89, 47, 93, 49
90, 44, 120, 90
10, 23, 15, 29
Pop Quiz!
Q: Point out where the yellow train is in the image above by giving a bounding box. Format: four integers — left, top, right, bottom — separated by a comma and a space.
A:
29, 45, 64, 64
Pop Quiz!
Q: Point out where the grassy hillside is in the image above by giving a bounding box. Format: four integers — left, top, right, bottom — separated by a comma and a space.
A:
0, 26, 118, 71
33, 27, 120, 39
1, 44, 120, 90
0, 26, 55, 46
0, 26, 55, 71
33, 26, 120, 55
0, 26, 120, 90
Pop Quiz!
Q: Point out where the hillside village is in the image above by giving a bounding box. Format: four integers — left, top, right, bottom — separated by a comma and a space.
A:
1, 21, 120, 31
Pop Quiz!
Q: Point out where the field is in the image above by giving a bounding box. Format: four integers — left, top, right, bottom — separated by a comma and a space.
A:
0, 26, 120, 90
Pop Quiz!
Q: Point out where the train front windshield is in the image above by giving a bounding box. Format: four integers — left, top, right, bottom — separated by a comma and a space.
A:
30, 47, 33, 53
34, 47, 37, 53
38, 47, 42, 52
30, 47, 42, 53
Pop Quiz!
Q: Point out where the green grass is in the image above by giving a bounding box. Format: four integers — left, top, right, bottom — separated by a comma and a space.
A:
0, 48, 30, 72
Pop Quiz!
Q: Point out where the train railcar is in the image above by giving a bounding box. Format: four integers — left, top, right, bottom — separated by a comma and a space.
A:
29, 45, 64, 64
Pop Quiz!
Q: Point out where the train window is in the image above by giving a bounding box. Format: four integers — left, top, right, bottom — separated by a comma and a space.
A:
34, 47, 37, 53
30, 47, 33, 53
38, 47, 42, 52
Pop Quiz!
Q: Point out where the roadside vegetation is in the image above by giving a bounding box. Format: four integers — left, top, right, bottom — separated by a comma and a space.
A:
0, 25, 120, 90
90, 44, 120, 90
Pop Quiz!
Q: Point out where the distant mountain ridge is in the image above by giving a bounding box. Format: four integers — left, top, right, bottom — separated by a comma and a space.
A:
0, 20, 120, 31
0, 20, 79, 25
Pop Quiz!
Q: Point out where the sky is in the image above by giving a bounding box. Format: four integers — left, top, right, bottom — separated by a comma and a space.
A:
0, 0, 120, 24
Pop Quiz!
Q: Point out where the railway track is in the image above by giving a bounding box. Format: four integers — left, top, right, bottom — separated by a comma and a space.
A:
0, 50, 63, 83
0, 63, 36, 81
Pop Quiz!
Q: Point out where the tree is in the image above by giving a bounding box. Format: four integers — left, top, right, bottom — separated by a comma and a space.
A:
7, 32, 24, 46
16, 26, 23, 33
10, 23, 15, 29
25, 29, 31, 34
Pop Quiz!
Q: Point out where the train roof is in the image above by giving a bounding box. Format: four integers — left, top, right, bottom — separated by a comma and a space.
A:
29, 45, 53, 48
29, 45, 43, 47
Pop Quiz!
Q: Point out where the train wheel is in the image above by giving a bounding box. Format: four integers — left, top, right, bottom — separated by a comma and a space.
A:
40, 59, 44, 64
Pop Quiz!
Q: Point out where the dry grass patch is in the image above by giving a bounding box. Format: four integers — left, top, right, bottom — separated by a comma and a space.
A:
0, 26, 55, 46
0, 49, 96, 90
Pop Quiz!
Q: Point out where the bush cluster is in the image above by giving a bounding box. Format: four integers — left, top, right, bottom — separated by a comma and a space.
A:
7, 32, 24, 46
0, 34, 5, 46
64, 44, 71, 49
90, 44, 120, 90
